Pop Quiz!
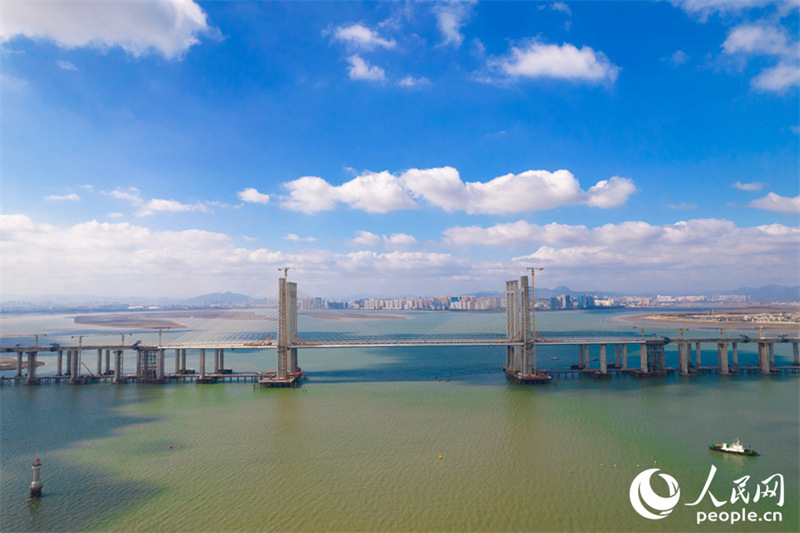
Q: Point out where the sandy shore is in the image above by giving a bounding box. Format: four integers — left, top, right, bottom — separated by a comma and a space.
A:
0, 356, 46, 371
617, 305, 800, 334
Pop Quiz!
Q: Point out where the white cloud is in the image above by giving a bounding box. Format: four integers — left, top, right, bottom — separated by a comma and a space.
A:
331, 23, 396, 50
3, 214, 797, 298
512, 219, 799, 290
673, 0, 772, 21
337, 171, 417, 213
733, 181, 763, 191
720, 21, 800, 93
432, 0, 476, 48
282, 176, 339, 213
1, 0, 213, 59
398, 75, 431, 87
351, 231, 383, 247
402, 167, 468, 212
386, 233, 417, 245
664, 50, 689, 66
489, 40, 620, 84
723, 24, 790, 56
44, 193, 80, 201
752, 62, 800, 92
668, 202, 699, 210
552, 2, 572, 16
746, 192, 800, 213
237, 187, 271, 205
281, 167, 637, 214
350, 231, 417, 248
346, 55, 387, 82
106, 187, 212, 216
441, 217, 800, 292
284, 233, 316, 242
585, 177, 637, 208
57, 60, 77, 71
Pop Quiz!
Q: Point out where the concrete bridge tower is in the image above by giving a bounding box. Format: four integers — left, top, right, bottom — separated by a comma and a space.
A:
277, 276, 299, 379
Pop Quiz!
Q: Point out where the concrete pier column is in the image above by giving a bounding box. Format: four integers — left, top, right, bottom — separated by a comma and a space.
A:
97, 349, 103, 374
794, 342, 799, 366
679, 343, 689, 376
175, 349, 181, 374
57, 350, 63, 376
70, 350, 80, 383
114, 350, 123, 383
695, 342, 702, 369
199, 348, 206, 378
65, 350, 72, 375
105, 349, 111, 374
615, 344, 621, 366
758, 342, 770, 374
579, 344, 584, 367
640, 344, 648, 373
181, 349, 187, 372
584, 345, 590, 368
718, 342, 729, 375
26, 352, 37, 384
731, 343, 738, 369
219, 349, 225, 371
156, 349, 165, 381
16, 351, 23, 377
768, 343, 775, 367
600, 345, 607, 374
214, 349, 220, 373
622, 344, 628, 369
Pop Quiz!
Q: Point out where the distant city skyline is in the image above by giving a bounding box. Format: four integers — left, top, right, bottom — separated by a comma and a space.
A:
1, 1, 798, 299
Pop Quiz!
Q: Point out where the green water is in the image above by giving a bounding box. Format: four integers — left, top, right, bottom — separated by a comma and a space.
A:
1, 311, 798, 532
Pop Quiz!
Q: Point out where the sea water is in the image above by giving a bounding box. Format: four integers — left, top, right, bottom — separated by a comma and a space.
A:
1, 309, 798, 532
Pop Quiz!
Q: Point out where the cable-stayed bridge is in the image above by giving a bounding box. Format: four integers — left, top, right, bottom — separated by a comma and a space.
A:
3, 275, 799, 387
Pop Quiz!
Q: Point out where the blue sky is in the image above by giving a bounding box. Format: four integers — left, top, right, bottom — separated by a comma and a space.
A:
1, 0, 799, 300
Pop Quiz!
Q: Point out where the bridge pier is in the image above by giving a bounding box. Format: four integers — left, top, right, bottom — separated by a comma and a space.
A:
615, 344, 621, 367
622, 344, 627, 369
718, 342, 730, 375
70, 350, 81, 383
679, 342, 689, 375
181, 349, 187, 372
695, 342, 702, 368
57, 350, 63, 376
794, 342, 799, 366
640, 344, 648, 373
199, 348, 206, 378
175, 349, 181, 374
113, 350, 124, 383
599, 344, 607, 374
97, 348, 103, 375
157, 349, 165, 381
26, 352, 37, 384
16, 351, 23, 377
732, 342, 738, 369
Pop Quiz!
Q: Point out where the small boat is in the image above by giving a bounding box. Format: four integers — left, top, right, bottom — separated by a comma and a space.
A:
709, 437, 758, 456
551, 356, 559, 360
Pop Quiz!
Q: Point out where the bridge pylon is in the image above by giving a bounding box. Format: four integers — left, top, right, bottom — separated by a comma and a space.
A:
504, 276, 549, 383
277, 276, 299, 380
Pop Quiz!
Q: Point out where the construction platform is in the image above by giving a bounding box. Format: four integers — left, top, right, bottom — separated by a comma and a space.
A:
503, 366, 552, 384
253, 371, 303, 389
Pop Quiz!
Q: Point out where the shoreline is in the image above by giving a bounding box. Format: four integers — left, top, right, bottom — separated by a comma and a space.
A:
616, 305, 800, 334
